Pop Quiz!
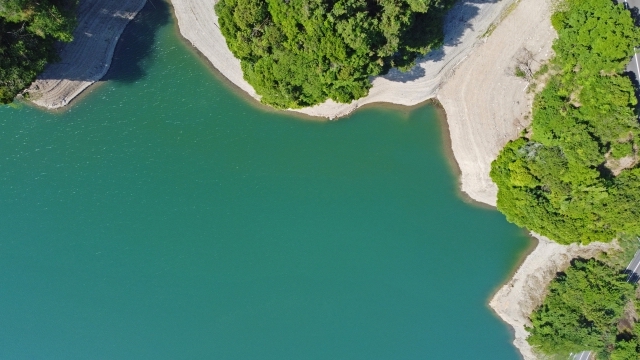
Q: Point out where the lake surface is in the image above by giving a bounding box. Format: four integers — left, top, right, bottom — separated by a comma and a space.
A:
0, 3, 530, 359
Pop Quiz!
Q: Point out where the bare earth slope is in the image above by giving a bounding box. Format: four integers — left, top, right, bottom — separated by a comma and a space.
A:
437, 0, 555, 205
27, 0, 147, 109
170, 0, 515, 119
169, 0, 257, 98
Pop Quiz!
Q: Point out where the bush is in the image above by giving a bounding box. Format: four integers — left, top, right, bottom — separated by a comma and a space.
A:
611, 141, 634, 159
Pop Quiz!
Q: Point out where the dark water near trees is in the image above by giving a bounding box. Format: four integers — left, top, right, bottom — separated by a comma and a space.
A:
0, 3, 530, 359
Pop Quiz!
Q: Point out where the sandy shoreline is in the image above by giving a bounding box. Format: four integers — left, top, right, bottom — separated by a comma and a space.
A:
490, 234, 617, 359
26, 0, 147, 109
437, 0, 555, 205
171, 0, 516, 119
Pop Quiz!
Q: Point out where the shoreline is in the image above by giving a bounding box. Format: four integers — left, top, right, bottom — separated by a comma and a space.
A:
166, 0, 556, 208
436, 0, 557, 206
431, 98, 499, 211
26, 0, 147, 109
170, 0, 516, 119
489, 234, 617, 359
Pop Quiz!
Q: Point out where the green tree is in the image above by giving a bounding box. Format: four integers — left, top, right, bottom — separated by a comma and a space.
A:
0, 0, 77, 103
215, 0, 453, 108
490, 0, 640, 244
527, 259, 636, 358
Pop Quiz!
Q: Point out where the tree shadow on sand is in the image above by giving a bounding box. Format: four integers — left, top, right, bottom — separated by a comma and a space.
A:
385, 0, 499, 83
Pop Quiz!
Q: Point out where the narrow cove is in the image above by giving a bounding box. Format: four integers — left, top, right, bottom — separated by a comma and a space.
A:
0, 4, 530, 359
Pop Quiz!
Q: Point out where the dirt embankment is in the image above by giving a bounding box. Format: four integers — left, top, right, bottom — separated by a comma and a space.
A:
27, 0, 147, 109
437, 0, 555, 205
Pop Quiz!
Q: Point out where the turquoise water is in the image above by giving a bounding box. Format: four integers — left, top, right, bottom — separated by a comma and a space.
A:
0, 3, 530, 359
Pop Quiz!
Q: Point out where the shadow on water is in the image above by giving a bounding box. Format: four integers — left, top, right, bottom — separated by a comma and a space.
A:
103, 0, 171, 83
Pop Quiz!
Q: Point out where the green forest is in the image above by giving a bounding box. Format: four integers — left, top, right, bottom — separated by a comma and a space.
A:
0, 0, 77, 104
215, 0, 453, 108
527, 257, 640, 359
490, 0, 640, 245
493, 0, 640, 357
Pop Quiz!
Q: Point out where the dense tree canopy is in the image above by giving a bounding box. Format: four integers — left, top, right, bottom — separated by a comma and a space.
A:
490, 0, 640, 244
0, 0, 77, 103
215, 0, 453, 108
527, 259, 638, 359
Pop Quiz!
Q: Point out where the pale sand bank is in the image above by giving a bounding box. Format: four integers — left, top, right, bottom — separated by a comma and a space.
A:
170, 0, 257, 99
437, 0, 555, 206
490, 234, 617, 359
27, 0, 147, 109
170, 0, 516, 119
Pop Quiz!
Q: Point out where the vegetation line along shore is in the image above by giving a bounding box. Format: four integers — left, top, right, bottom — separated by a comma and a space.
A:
490, 0, 640, 358
215, 0, 455, 108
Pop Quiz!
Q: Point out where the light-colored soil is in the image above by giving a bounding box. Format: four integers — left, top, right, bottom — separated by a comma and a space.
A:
170, 0, 257, 99
171, 0, 517, 119
27, 0, 147, 109
490, 234, 617, 359
606, 154, 638, 176
437, 0, 555, 205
